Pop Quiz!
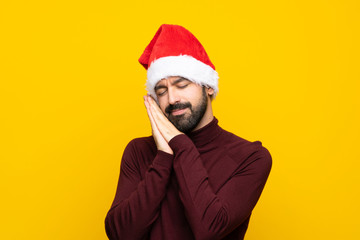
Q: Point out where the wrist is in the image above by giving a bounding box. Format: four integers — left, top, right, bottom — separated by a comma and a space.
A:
167, 132, 184, 142
158, 146, 173, 155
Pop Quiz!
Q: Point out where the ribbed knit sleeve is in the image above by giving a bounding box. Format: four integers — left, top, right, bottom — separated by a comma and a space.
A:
169, 134, 272, 240
105, 139, 174, 240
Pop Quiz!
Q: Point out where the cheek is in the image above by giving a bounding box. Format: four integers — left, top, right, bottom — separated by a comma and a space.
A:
158, 100, 168, 114
188, 87, 204, 103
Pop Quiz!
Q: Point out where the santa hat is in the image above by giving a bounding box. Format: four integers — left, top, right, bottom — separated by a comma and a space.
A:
139, 24, 219, 98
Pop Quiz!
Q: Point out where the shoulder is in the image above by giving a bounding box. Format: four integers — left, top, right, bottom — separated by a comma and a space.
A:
219, 129, 272, 169
126, 136, 156, 149
124, 136, 157, 156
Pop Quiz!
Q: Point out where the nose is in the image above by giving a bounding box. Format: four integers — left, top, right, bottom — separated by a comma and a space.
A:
167, 87, 180, 105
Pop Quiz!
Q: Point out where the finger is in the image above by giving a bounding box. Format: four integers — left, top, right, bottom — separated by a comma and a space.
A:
147, 96, 167, 121
149, 103, 179, 140
145, 96, 172, 152
144, 96, 158, 132
148, 101, 169, 130
149, 101, 173, 129
147, 95, 181, 133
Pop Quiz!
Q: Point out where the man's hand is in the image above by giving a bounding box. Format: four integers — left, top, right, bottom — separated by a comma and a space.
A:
144, 95, 173, 154
144, 95, 183, 153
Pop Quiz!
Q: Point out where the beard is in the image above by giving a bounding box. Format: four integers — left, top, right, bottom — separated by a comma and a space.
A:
165, 87, 208, 133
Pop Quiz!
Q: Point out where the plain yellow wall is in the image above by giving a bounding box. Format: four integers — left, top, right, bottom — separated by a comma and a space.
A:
1, 0, 359, 239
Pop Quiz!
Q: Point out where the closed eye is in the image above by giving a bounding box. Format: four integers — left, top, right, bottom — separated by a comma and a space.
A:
156, 88, 167, 96
177, 84, 188, 89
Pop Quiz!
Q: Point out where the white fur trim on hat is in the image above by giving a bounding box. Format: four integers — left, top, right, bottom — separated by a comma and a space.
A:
146, 55, 219, 99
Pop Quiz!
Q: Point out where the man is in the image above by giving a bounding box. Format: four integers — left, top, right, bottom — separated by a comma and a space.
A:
105, 24, 272, 240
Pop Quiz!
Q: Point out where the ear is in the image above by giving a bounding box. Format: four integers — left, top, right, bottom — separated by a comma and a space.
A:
206, 87, 215, 96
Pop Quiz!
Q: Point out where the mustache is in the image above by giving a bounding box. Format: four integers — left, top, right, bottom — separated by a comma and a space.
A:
165, 102, 191, 114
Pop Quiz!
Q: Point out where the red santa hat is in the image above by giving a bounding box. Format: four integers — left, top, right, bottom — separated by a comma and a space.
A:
139, 24, 219, 99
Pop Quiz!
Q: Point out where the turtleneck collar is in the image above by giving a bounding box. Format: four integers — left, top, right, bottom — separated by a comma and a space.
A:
186, 116, 222, 148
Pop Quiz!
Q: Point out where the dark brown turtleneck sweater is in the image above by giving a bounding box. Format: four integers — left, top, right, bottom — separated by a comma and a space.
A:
105, 117, 272, 240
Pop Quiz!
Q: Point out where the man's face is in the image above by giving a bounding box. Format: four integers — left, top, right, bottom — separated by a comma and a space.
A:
154, 76, 209, 133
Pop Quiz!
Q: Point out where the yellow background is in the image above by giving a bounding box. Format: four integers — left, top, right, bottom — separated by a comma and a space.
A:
1, 0, 359, 239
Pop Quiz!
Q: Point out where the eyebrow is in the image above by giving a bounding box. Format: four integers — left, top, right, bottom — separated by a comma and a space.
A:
154, 77, 189, 91
172, 77, 188, 85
